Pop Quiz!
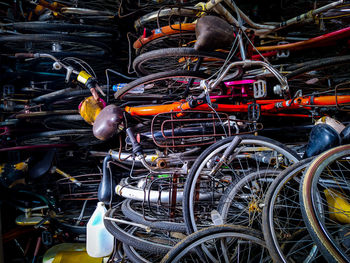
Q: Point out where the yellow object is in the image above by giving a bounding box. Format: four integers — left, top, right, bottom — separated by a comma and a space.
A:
15, 214, 49, 226
194, 2, 206, 17
14, 162, 28, 171
324, 188, 350, 224
79, 96, 104, 125
43, 243, 105, 263
77, 71, 93, 85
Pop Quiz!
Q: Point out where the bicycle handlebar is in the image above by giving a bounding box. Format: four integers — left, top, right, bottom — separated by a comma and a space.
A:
15, 52, 102, 100
208, 60, 290, 99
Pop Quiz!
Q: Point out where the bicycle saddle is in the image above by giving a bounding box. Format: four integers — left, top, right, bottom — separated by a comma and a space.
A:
93, 105, 124, 141
28, 149, 56, 179
194, 16, 235, 51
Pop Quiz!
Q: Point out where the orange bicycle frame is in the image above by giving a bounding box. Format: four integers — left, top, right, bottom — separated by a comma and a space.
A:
125, 95, 350, 117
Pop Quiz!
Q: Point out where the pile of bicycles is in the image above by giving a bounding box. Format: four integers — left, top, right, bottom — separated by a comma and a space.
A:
1, 0, 350, 262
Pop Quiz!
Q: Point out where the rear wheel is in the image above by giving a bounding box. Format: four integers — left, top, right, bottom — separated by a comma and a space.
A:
183, 135, 300, 234
133, 47, 241, 77
301, 145, 350, 263
161, 225, 268, 263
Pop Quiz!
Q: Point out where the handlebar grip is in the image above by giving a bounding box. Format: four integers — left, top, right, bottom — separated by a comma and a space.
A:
15, 53, 35, 58
126, 128, 143, 156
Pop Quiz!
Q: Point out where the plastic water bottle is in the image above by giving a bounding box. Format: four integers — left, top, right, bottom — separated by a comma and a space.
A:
87, 202, 114, 258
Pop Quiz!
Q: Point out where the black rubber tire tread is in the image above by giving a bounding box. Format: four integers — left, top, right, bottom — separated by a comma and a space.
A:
132, 47, 240, 76
286, 55, 350, 80
160, 225, 266, 263
43, 114, 87, 129
114, 69, 209, 100
10, 22, 118, 34
104, 206, 173, 254
183, 135, 301, 235
135, 8, 198, 31
136, 32, 196, 55
44, 114, 84, 122
33, 87, 110, 104
17, 129, 93, 145
123, 243, 150, 263
121, 199, 186, 233
262, 157, 313, 263
0, 34, 111, 56
301, 145, 350, 263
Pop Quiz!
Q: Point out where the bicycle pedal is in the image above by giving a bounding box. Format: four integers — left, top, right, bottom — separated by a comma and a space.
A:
253, 80, 267, 98
248, 103, 261, 121
42, 230, 53, 246
277, 41, 290, 58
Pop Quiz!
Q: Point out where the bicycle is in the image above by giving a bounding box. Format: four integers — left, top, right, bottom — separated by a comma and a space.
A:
300, 144, 350, 262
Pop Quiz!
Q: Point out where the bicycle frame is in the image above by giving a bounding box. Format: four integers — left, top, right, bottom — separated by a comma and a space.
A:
134, 0, 345, 34
125, 95, 350, 117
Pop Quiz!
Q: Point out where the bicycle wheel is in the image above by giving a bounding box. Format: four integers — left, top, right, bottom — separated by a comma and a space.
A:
122, 199, 186, 233
183, 135, 300, 234
134, 8, 199, 32
123, 242, 166, 263
262, 158, 324, 263
7, 22, 119, 38
161, 225, 268, 263
286, 55, 350, 95
0, 34, 111, 57
301, 145, 350, 263
136, 33, 196, 55
114, 70, 211, 103
17, 129, 100, 146
43, 115, 87, 129
217, 169, 281, 230
133, 48, 241, 76
104, 203, 180, 255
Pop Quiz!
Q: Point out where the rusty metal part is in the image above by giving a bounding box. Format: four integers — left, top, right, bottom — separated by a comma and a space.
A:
56, 173, 102, 201
150, 111, 262, 148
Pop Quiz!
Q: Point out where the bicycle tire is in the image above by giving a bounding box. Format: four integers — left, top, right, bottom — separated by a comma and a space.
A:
132, 47, 241, 76
262, 158, 320, 263
183, 135, 300, 235
0, 34, 111, 57
301, 145, 350, 263
114, 70, 210, 102
123, 242, 164, 263
134, 8, 199, 31
10, 22, 119, 35
104, 203, 178, 255
121, 199, 186, 233
17, 129, 99, 146
161, 225, 267, 263
33, 87, 112, 105
43, 114, 87, 129
286, 55, 350, 95
136, 33, 196, 55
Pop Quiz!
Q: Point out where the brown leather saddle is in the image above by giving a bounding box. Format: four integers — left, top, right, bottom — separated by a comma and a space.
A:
194, 16, 236, 51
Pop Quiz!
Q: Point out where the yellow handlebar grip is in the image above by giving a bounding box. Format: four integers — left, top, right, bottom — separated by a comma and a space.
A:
77, 71, 92, 84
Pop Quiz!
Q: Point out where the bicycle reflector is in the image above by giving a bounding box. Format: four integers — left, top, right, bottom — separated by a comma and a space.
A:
78, 96, 106, 125
93, 105, 124, 141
